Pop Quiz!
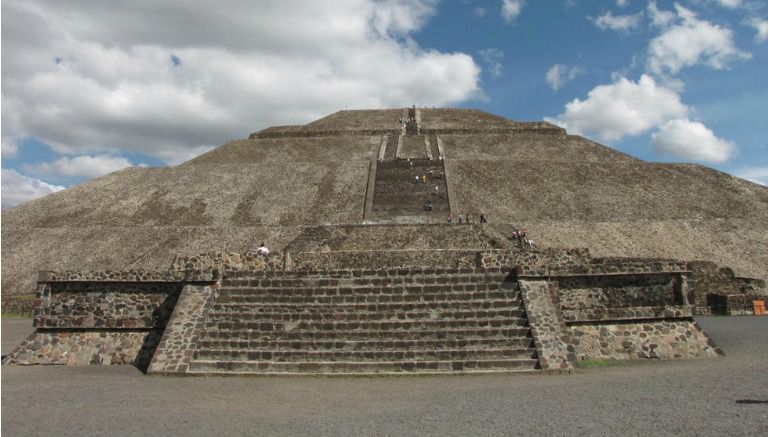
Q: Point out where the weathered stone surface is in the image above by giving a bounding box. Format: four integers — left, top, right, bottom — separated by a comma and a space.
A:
148, 284, 216, 374
518, 280, 575, 370
2, 331, 157, 367
3, 108, 767, 300
35, 282, 182, 329
569, 320, 720, 360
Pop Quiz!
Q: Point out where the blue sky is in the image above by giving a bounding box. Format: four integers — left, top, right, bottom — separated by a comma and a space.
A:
2, 0, 767, 208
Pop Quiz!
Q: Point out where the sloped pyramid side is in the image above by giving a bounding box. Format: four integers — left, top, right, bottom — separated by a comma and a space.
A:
2, 108, 768, 298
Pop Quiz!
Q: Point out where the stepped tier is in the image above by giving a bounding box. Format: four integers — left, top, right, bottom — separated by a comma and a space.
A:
186, 268, 538, 375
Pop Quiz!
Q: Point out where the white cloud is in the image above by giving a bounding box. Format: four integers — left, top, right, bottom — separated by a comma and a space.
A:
2, 139, 19, 158
592, 11, 643, 32
479, 48, 504, 78
501, 0, 524, 23
545, 64, 584, 91
546, 74, 687, 141
2, 0, 481, 166
647, 1, 676, 28
748, 17, 768, 42
1, 169, 65, 209
617, 0, 630, 7
647, 3, 751, 76
23, 155, 134, 179
652, 119, 735, 162
735, 166, 768, 185
715, 0, 742, 8
475, 7, 487, 17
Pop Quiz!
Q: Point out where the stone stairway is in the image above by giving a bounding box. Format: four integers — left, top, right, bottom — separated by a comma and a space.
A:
383, 131, 399, 161
369, 159, 450, 223
187, 268, 538, 375
428, 132, 440, 159
405, 106, 418, 135
398, 135, 428, 159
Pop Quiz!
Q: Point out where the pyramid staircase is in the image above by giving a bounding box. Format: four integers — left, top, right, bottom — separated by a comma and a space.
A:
369, 159, 450, 223
187, 267, 538, 375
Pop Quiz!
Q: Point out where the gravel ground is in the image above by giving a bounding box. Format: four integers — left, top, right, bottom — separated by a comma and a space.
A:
2, 316, 767, 436
1, 319, 33, 357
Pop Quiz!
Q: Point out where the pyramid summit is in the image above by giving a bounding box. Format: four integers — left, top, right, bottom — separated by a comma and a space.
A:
4, 107, 767, 296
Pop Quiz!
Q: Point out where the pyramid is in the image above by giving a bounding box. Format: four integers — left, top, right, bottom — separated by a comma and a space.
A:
3, 107, 768, 299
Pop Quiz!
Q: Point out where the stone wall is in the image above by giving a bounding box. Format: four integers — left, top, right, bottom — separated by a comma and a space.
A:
170, 251, 285, 275
2, 331, 162, 367
518, 280, 576, 370
479, 248, 590, 275
148, 284, 217, 374
557, 272, 687, 320
688, 261, 767, 310
3, 277, 185, 371
512, 264, 719, 363
35, 282, 182, 329
569, 321, 720, 360
707, 294, 768, 316
37, 270, 184, 282
479, 248, 685, 277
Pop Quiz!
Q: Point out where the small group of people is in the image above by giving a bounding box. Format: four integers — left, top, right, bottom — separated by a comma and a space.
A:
447, 213, 488, 224
511, 228, 535, 248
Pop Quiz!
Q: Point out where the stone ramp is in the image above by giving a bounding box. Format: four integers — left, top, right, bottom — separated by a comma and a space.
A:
186, 268, 539, 375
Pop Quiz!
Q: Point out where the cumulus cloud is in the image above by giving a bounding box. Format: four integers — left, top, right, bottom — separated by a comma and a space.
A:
592, 11, 643, 32
546, 75, 687, 141
617, 0, 630, 7
714, 0, 742, 8
647, 1, 676, 28
2, 0, 481, 167
1, 169, 65, 209
647, 3, 751, 76
545, 64, 584, 91
23, 155, 134, 179
479, 48, 504, 78
652, 119, 735, 162
735, 166, 768, 185
501, 0, 524, 23
748, 17, 768, 42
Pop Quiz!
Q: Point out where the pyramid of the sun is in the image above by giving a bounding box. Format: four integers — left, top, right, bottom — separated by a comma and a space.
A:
3, 107, 768, 297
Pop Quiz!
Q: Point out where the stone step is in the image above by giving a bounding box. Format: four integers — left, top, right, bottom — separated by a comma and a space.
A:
194, 347, 536, 362
223, 266, 509, 279
215, 290, 521, 305
187, 358, 539, 374
218, 283, 515, 298
199, 326, 532, 341
207, 308, 525, 323
196, 336, 534, 352
212, 298, 522, 313
205, 317, 529, 333
223, 273, 511, 288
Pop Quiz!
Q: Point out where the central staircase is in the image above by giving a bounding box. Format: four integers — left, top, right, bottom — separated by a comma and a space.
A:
187, 267, 538, 375
369, 159, 450, 223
